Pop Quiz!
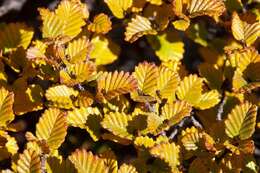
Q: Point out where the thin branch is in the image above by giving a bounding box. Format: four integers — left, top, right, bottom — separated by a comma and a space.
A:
0, 0, 26, 17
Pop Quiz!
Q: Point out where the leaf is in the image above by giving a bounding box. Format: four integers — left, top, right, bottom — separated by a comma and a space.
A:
105, 0, 133, 19
0, 88, 14, 127
176, 74, 203, 105
47, 157, 77, 173
0, 130, 18, 160
181, 127, 201, 151
39, 0, 87, 39
45, 85, 79, 109
97, 71, 137, 101
133, 62, 159, 96
147, 31, 185, 62
225, 102, 257, 140
36, 108, 67, 150
69, 149, 109, 173
67, 107, 102, 141
17, 149, 41, 173
88, 13, 112, 34
150, 142, 180, 172
231, 12, 260, 46
194, 90, 220, 110
134, 136, 155, 148
0, 23, 34, 53
125, 15, 157, 43
118, 164, 138, 173
161, 101, 192, 126
101, 112, 133, 140
89, 36, 120, 65
146, 0, 162, 5
65, 36, 92, 63
60, 61, 96, 86
156, 66, 180, 101
187, 0, 226, 21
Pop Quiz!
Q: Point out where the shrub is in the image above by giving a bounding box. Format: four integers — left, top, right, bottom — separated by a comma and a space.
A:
0, 0, 259, 172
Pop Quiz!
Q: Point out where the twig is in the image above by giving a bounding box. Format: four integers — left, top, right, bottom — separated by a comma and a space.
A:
216, 95, 227, 121
40, 154, 47, 173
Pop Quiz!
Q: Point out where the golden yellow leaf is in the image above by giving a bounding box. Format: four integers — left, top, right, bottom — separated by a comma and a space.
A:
118, 164, 138, 173
105, 0, 133, 19
36, 108, 67, 150
0, 130, 18, 161
146, 0, 162, 5
88, 13, 112, 34
39, 0, 87, 39
101, 112, 133, 140
231, 12, 260, 46
17, 149, 41, 173
69, 149, 109, 173
147, 31, 184, 62
89, 36, 120, 65
0, 23, 33, 53
65, 36, 92, 63
194, 90, 220, 110
67, 107, 101, 141
176, 74, 203, 105
125, 15, 157, 43
150, 142, 180, 172
0, 88, 14, 127
45, 85, 79, 109
97, 71, 137, 101
133, 62, 159, 97
225, 102, 257, 140
60, 61, 96, 86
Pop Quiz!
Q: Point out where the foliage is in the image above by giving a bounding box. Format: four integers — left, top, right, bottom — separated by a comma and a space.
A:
0, 0, 259, 172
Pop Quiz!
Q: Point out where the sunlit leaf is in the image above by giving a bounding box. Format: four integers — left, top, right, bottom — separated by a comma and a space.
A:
105, 0, 133, 19
17, 149, 41, 173
225, 102, 257, 140
65, 36, 91, 63
45, 85, 79, 109
231, 12, 260, 46
133, 62, 158, 97
89, 36, 120, 65
176, 75, 203, 105
194, 90, 220, 110
67, 107, 102, 141
36, 108, 67, 150
118, 164, 138, 173
88, 13, 112, 34
150, 142, 180, 172
156, 66, 180, 101
125, 15, 157, 43
69, 149, 109, 173
0, 23, 33, 53
97, 71, 137, 101
39, 0, 87, 39
101, 112, 133, 140
0, 88, 14, 127
147, 31, 184, 62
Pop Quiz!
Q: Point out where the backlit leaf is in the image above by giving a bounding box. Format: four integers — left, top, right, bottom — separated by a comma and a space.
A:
36, 108, 67, 150
101, 112, 133, 140
0, 23, 33, 53
45, 85, 79, 109
97, 71, 137, 101
176, 75, 203, 105
225, 102, 257, 140
125, 15, 157, 43
0, 88, 14, 127
118, 164, 138, 173
146, 0, 162, 5
67, 107, 102, 141
133, 62, 158, 96
88, 13, 112, 34
147, 31, 184, 62
17, 149, 41, 173
69, 149, 109, 173
89, 36, 120, 65
231, 12, 260, 46
39, 0, 87, 39
150, 142, 180, 172
105, 0, 133, 19
194, 90, 220, 110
